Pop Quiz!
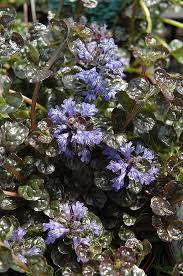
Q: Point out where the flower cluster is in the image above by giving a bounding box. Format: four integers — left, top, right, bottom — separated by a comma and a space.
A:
48, 98, 102, 162
43, 201, 103, 263
105, 142, 159, 191
4, 227, 42, 264
74, 25, 128, 101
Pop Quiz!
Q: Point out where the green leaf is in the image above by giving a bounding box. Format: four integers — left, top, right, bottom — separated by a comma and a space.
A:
0, 92, 23, 114
118, 226, 136, 241
0, 75, 11, 95
44, 200, 62, 218
27, 44, 40, 64
0, 121, 29, 149
28, 255, 53, 275
0, 197, 19, 210
158, 124, 177, 146
24, 236, 46, 255
29, 190, 50, 211
123, 213, 137, 226
133, 113, 155, 135
154, 68, 176, 101
0, 216, 19, 240
172, 46, 183, 64
0, 246, 12, 273
18, 178, 46, 201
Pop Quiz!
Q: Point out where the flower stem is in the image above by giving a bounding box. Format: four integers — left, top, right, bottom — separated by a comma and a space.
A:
160, 17, 183, 29
0, 241, 29, 273
23, 1, 29, 25
139, 0, 152, 33
3, 164, 25, 183
9, 89, 47, 113
128, 0, 139, 46
30, 0, 37, 22
75, 1, 83, 19
3, 190, 19, 197
58, 0, 65, 18
23, 95, 47, 112
31, 82, 41, 131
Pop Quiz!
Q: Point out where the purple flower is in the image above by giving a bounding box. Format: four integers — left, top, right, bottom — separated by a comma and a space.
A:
74, 39, 94, 63
75, 67, 113, 101
72, 201, 88, 221
91, 23, 107, 40
128, 167, 143, 183
27, 246, 42, 256
106, 160, 128, 190
4, 227, 41, 264
118, 142, 135, 160
11, 227, 27, 241
49, 99, 103, 162
62, 203, 71, 221
73, 237, 91, 263
73, 28, 128, 102
78, 148, 90, 162
106, 142, 159, 190
43, 220, 69, 245
103, 146, 121, 160
142, 148, 154, 162
62, 98, 77, 117
88, 221, 103, 235
99, 38, 117, 54
16, 253, 27, 264
80, 102, 98, 117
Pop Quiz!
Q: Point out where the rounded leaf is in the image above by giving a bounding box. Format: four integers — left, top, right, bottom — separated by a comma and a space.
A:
0, 246, 12, 273
150, 196, 175, 216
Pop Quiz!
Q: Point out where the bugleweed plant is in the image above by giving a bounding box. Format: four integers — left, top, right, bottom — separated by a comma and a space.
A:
0, 0, 183, 275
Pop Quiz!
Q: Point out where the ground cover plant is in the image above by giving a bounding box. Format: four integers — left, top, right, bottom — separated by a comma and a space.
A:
0, 0, 183, 275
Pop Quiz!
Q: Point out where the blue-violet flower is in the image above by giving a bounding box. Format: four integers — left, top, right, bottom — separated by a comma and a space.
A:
48, 98, 103, 162
105, 142, 159, 191
4, 227, 41, 264
43, 201, 103, 263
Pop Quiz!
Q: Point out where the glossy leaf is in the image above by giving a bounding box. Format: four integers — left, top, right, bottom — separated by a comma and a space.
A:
151, 196, 175, 216
0, 246, 12, 273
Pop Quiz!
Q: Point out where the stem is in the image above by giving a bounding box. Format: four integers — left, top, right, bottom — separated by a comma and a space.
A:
75, 1, 83, 19
58, 0, 64, 18
143, 246, 158, 273
122, 89, 156, 131
46, 20, 69, 70
125, 67, 141, 74
3, 190, 19, 197
30, 0, 37, 22
122, 103, 141, 131
160, 17, 183, 29
23, 1, 28, 25
3, 164, 25, 183
154, 35, 171, 52
128, 0, 139, 46
31, 82, 41, 131
125, 67, 156, 84
9, 89, 47, 113
139, 0, 152, 33
172, 160, 183, 171
23, 95, 47, 112
0, 241, 29, 273
12, 252, 30, 273
141, 62, 146, 76
171, 195, 183, 206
